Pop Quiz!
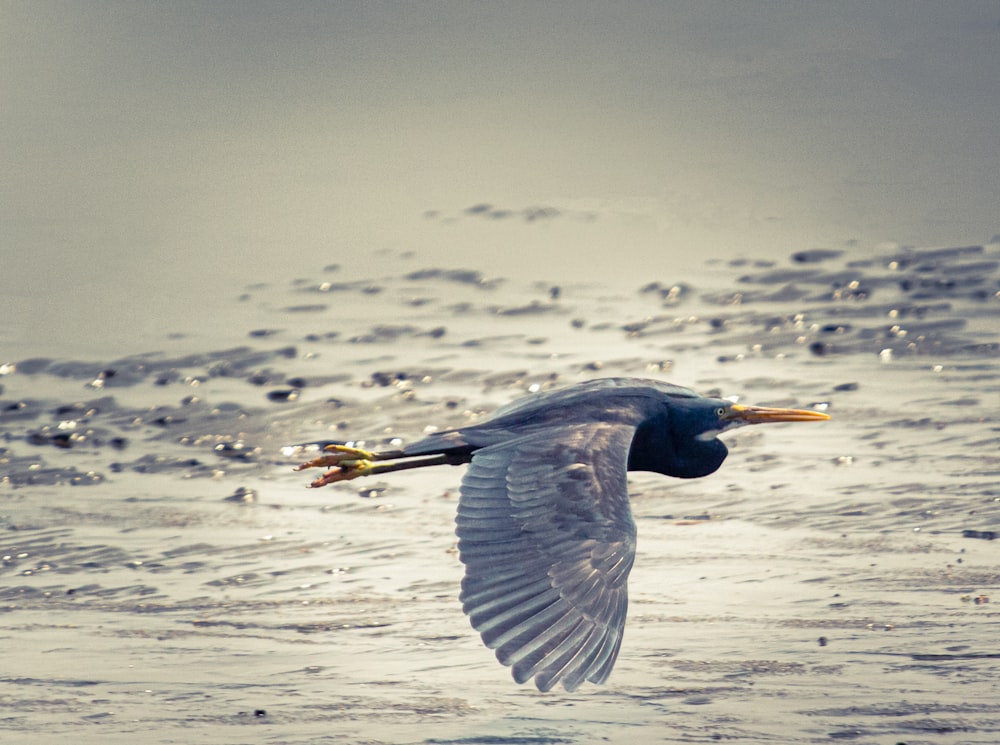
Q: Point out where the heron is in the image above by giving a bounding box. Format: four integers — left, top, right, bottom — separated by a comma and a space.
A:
294, 377, 830, 692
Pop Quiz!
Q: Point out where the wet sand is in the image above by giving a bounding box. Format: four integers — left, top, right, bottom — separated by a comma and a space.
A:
2, 243, 999, 744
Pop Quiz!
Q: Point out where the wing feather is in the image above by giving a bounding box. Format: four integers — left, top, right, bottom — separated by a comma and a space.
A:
456, 423, 638, 692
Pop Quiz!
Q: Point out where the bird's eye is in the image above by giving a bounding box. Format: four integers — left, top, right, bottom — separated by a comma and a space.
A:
715, 407, 726, 418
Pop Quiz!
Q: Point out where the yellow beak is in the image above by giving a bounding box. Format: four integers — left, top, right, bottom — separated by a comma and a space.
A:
726, 404, 831, 424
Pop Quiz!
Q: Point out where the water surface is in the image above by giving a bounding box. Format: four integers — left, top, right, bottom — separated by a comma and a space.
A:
2, 243, 999, 743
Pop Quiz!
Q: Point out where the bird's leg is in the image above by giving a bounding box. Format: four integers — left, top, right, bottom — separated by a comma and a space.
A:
294, 444, 468, 488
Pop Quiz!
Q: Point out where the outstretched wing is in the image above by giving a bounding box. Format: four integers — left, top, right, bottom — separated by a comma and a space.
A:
456, 423, 638, 692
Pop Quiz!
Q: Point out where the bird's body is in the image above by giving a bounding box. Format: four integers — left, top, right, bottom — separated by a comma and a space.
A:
403, 378, 723, 472
295, 377, 829, 692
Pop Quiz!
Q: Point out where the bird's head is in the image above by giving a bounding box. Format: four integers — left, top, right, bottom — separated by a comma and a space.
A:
629, 396, 830, 479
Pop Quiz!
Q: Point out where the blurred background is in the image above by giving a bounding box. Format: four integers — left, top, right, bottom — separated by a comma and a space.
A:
3, 1, 998, 354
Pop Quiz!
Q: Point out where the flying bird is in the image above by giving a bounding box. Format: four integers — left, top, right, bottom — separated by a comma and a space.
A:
294, 377, 830, 692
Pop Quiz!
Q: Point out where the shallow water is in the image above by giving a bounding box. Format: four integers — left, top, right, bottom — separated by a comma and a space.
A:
2, 243, 999, 744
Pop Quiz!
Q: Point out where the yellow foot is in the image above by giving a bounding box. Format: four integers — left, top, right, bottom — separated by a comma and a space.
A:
307, 460, 373, 488
293, 444, 376, 472
294, 444, 377, 488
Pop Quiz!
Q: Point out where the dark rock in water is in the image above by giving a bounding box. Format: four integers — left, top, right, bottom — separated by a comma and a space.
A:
702, 285, 808, 305
286, 377, 307, 389
53, 398, 113, 417
1, 400, 40, 422
522, 205, 560, 222
248, 329, 281, 338
404, 268, 501, 289
27, 431, 53, 446
740, 269, 816, 285
303, 280, 362, 294
940, 260, 999, 276
371, 325, 417, 341
792, 249, 843, 264
962, 530, 996, 541
3, 465, 105, 487
833, 382, 859, 392
639, 281, 692, 304
897, 319, 967, 335
57, 428, 107, 449
828, 282, 871, 301
765, 284, 809, 302
939, 397, 979, 407
127, 454, 209, 476
267, 389, 299, 403
368, 371, 407, 387
155, 371, 180, 386
15, 358, 54, 375
809, 342, 831, 356
350, 325, 420, 343
151, 414, 185, 427
214, 442, 260, 461
491, 301, 560, 316
888, 245, 983, 270
224, 486, 258, 503
247, 371, 276, 386
51, 432, 73, 448
84, 369, 121, 389
42, 360, 108, 381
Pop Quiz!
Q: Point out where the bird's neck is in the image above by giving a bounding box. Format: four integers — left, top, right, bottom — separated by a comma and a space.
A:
627, 418, 728, 479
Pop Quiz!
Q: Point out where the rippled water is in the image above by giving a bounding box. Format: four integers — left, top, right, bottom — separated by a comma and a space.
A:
2, 243, 999, 743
